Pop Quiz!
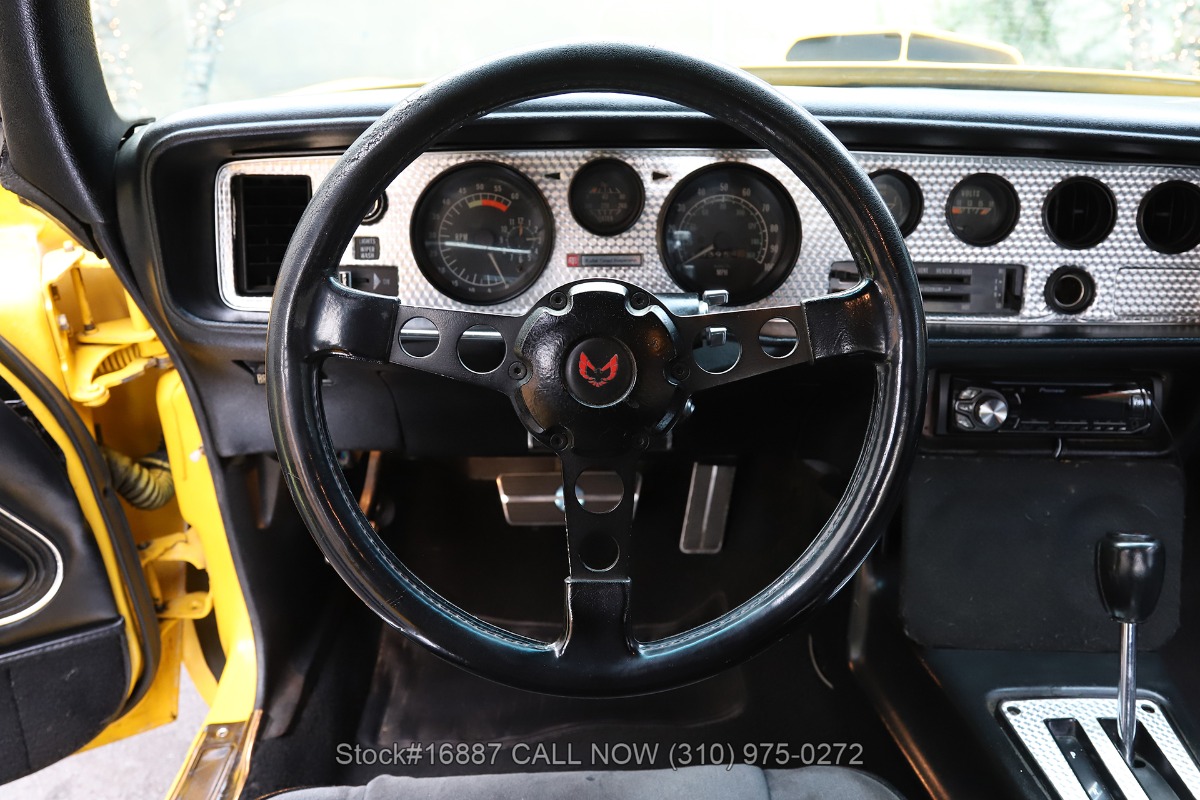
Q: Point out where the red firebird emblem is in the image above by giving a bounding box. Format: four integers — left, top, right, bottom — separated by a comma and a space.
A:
578, 352, 619, 388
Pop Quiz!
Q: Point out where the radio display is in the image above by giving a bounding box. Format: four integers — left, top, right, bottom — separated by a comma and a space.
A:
947, 378, 1154, 435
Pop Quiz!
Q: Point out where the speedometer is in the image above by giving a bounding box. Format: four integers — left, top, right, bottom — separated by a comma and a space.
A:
411, 163, 553, 304
659, 164, 800, 304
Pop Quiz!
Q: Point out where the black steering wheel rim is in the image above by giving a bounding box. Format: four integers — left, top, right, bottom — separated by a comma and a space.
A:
266, 42, 926, 696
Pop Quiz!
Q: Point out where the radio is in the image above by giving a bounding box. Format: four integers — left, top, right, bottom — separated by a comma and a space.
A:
941, 377, 1156, 435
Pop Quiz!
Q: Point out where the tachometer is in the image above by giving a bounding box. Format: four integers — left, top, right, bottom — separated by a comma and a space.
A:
412, 163, 553, 303
659, 164, 800, 304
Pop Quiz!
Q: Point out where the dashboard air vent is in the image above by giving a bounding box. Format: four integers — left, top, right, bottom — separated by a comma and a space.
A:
232, 174, 312, 295
1138, 181, 1200, 254
830, 261, 1023, 315
1043, 177, 1116, 249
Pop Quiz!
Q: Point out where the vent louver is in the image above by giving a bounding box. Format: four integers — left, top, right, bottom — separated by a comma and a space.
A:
1043, 177, 1116, 250
232, 175, 312, 296
1138, 180, 1200, 255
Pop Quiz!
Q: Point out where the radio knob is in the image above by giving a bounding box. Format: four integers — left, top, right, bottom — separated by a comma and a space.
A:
973, 390, 1009, 431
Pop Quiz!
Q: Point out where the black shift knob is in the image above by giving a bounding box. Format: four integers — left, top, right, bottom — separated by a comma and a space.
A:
1096, 533, 1164, 624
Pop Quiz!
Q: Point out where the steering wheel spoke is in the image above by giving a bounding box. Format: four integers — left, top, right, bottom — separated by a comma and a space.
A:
559, 577, 635, 662
668, 280, 887, 393
558, 451, 640, 581
308, 277, 524, 393
554, 450, 640, 660
802, 280, 890, 362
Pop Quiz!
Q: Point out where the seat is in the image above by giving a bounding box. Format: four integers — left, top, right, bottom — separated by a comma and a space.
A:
269, 764, 904, 799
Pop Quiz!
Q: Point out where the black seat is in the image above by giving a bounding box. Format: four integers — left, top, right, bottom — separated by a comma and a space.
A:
268, 764, 904, 799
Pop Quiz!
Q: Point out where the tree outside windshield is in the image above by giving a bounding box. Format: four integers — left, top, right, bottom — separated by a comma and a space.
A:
92, 0, 1200, 117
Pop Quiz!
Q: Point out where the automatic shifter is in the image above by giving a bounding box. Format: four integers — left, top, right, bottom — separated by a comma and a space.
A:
1096, 532, 1165, 767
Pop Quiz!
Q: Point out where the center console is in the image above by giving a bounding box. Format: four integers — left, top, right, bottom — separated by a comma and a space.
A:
867, 356, 1200, 799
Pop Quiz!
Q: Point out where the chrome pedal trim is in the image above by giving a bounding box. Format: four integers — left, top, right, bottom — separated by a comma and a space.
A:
679, 463, 736, 554
1000, 697, 1200, 800
497, 471, 641, 527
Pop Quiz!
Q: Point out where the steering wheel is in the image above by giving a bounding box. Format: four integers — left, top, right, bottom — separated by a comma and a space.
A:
266, 43, 925, 697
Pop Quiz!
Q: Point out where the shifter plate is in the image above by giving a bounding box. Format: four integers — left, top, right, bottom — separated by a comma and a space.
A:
999, 697, 1200, 800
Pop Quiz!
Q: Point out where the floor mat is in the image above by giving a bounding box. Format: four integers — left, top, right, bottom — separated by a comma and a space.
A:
338, 612, 916, 789
358, 595, 747, 749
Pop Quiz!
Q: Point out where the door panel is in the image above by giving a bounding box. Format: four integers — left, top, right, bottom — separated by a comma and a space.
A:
0, 385, 123, 646
0, 341, 159, 783
0, 505, 62, 627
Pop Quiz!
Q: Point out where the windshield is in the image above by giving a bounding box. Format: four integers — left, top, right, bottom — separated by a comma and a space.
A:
93, 0, 1200, 117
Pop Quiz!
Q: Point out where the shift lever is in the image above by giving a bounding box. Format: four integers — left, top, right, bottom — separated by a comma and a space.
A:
1096, 532, 1165, 767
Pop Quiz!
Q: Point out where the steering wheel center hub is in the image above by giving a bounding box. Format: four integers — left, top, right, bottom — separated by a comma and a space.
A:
565, 337, 635, 407
512, 282, 684, 454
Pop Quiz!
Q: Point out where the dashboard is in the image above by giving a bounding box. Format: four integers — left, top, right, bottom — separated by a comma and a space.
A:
114, 86, 1200, 456
216, 147, 1200, 325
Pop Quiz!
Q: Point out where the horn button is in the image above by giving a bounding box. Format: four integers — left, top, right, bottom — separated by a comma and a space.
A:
513, 283, 686, 455
565, 337, 634, 407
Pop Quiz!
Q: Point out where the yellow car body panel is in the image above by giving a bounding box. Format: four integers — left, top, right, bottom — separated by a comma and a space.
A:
744, 62, 1200, 97
785, 28, 1025, 64
157, 368, 259, 728
295, 63, 1200, 99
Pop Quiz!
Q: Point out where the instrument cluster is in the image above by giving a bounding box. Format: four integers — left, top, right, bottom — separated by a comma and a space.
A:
407, 157, 803, 306
215, 148, 1200, 324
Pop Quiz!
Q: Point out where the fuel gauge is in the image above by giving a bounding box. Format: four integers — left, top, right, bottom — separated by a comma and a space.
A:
870, 169, 923, 236
569, 158, 644, 236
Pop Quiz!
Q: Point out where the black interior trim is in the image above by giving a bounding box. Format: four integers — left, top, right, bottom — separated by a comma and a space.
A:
0, 0, 131, 252
0, 369, 126, 646
106, 86, 1200, 459
119, 87, 1200, 333
851, 558, 1200, 799
0, 618, 129, 783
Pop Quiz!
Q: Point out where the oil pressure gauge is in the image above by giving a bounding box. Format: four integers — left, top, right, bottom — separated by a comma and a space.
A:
569, 158, 644, 236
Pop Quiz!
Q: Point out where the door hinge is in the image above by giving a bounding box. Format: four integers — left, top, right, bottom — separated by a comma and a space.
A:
138, 528, 206, 570
157, 591, 213, 621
